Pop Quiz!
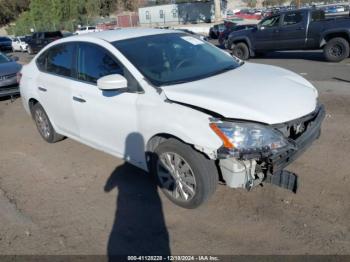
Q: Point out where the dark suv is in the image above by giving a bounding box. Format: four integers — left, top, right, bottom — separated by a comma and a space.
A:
27, 31, 63, 54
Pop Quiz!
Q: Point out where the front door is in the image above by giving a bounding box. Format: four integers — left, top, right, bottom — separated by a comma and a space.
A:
71, 42, 141, 159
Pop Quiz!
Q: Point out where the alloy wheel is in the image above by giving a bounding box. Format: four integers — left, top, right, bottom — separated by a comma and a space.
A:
157, 152, 197, 202
35, 109, 51, 139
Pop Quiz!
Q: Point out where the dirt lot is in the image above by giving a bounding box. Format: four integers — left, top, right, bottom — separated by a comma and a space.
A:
0, 52, 350, 255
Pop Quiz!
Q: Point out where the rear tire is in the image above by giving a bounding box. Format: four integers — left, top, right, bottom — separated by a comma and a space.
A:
151, 138, 218, 209
323, 37, 349, 62
32, 103, 64, 143
232, 42, 250, 60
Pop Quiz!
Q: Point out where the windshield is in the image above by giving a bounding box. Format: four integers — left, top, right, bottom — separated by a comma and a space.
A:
113, 33, 242, 86
0, 53, 11, 64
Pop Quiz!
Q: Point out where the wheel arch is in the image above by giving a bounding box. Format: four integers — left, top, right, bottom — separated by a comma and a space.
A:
231, 37, 254, 56
145, 133, 218, 162
28, 98, 39, 117
320, 31, 350, 47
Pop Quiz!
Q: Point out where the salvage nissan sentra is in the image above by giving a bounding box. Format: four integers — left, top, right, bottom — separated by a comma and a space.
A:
19, 29, 325, 208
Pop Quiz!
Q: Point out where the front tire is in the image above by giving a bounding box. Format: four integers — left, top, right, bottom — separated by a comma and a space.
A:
32, 103, 64, 143
151, 139, 218, 209
232, 42, 250, 60
323, 37, 350, 62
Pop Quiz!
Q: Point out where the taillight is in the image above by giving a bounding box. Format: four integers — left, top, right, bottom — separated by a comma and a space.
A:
16, 72, 22, 84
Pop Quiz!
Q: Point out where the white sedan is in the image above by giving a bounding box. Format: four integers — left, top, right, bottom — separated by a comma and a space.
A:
19, 29, 325, 208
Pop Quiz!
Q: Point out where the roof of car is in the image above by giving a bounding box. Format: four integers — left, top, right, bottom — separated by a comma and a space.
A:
70, 28, 180, 42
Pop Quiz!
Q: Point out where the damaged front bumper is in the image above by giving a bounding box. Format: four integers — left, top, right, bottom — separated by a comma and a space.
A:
218, 105, 326, 193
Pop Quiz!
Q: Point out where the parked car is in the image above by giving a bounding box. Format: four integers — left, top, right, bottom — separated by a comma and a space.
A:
175, 29, 208, 41
219, 24, 256, 48
227, 9, 350, 62
75, 26, 98, 35
20, 29, 325, 208
12, 36, 29, 52
27, 31, 63, 55
0, 36, 13, 52
0, 52, 21, 97
209, 23, 226, 39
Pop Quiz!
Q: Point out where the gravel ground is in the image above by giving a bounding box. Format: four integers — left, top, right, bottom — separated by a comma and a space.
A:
0, 50, 349, 255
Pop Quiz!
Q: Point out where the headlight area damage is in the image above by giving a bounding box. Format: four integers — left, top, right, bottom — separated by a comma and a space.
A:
210, 105, 326, 193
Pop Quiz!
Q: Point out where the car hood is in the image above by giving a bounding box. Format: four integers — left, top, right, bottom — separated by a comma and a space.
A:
162, 63, 318, 124
0, 62, 22, 76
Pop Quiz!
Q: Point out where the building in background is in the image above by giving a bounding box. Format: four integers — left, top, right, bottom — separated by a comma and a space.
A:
138, 1, 228, 26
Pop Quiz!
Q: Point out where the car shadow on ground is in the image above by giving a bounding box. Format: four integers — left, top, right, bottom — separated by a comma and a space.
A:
104, 133, 170, 259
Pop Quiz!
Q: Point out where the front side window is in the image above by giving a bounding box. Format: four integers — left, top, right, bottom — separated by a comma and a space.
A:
77, 43, 123, 84
260, 15, 280, 27
113, 33, 242, 86
282, 12, 303, 26
45, 43, 75, 77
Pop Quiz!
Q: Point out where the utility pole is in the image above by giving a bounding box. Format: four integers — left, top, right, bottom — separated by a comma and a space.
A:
214, 0, 221, 22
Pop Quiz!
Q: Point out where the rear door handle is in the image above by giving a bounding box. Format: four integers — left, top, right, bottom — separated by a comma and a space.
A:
73, 96, 86, 103
38, 87, 47, 92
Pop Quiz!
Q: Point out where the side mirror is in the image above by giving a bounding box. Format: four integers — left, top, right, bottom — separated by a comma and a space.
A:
97, 74, 128, 91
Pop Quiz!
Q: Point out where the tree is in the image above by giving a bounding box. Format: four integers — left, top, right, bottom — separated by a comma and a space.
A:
0, 0, 30, 26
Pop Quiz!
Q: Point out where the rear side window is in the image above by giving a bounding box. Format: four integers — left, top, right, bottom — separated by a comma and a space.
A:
37, 43, 75, 77
36, 51, 47, 71
77, 43, 123, 84
282, 12, 303, 26
311, 10, 325, 21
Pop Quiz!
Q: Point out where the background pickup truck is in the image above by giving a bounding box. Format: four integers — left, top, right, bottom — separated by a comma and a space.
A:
27, 31, 63, 55
228, 9, 350, 62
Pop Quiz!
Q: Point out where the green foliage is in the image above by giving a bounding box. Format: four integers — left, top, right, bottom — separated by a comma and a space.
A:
4, 0, 139, 36
0, 0, 30, 26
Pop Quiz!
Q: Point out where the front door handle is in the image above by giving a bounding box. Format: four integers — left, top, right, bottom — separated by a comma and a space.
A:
73, 96, 86, 103
38, 87, 47, 92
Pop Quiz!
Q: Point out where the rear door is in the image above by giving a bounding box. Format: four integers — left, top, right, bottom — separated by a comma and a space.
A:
253, 15, 282, 51
36, 42, 79, 136
278, 11, 307, 49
